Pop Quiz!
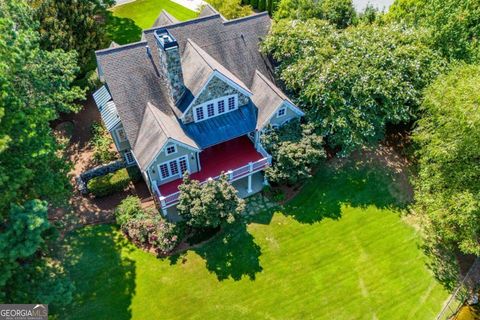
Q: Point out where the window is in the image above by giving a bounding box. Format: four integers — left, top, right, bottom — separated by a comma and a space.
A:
165, 145, 177, 155
169, 161, 179, 175
116, 127, 127, 142
159, 163, 169, 179
192, 95, 238, 122
217, 100, 225, 114
158, 156, 189, 180
195, 107, 204, 121
207, 103, 215, 117
228, 96, 236, 110
277, 107, 286, 117
179, 158, 188, 174
124, 151, 135, 165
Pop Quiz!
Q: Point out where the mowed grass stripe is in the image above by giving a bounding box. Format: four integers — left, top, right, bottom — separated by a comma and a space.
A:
61, 162, 448, 319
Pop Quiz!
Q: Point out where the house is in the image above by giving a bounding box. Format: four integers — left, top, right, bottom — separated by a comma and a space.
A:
93, 5, 304, 217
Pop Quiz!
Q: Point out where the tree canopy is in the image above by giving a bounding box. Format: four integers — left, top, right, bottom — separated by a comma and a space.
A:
177, 173, 245, 228
0, 0, 84, 214
33, 0, 114, 72
387, 0, 480, 63
0, 0, 81, 307
261, 120, 325, 185
274, 0, 355, 28
262, 19, 445, 155
412, 65, 480, 286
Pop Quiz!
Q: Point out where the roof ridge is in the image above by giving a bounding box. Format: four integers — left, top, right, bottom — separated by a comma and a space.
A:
146, 102, 171, 138
143, 14, 221, 34
255, 70, 287, 99
223, 11, 269, 25
161, 9, 177, 23
186, 39, 215, 71
96, 41, 148, 55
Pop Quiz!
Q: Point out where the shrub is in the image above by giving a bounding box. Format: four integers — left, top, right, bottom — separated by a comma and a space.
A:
122, 217, 183, 255
263, 186, 285, 202
87, 168, 131, 197
177, 173, 245, 229
115, 196, 144, 226
261, 120, 325, 185
90, 122, 117, 164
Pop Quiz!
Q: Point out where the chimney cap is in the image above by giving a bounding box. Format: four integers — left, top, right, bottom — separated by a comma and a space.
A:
154, 28, 178, 50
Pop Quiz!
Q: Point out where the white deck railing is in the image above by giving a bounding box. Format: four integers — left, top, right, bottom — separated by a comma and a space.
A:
156, 155, 271, 209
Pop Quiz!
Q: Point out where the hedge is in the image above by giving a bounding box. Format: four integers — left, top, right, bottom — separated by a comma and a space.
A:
87, 167, 139, 197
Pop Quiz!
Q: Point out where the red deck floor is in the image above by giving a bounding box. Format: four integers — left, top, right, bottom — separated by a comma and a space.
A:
159, 136, 264, 195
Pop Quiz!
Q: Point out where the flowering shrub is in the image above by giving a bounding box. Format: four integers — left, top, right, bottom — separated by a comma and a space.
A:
121, 217, 183, 255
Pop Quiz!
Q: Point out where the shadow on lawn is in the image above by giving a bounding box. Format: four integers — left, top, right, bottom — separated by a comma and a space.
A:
171, 221, 263, 281
61, 225, 136, 320
285, 159, 409, 224
105, 12, 142, 45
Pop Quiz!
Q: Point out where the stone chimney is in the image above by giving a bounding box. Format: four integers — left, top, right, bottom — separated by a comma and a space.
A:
154, 29, 185, 103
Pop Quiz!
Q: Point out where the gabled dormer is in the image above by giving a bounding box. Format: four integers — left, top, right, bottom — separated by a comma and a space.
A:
177, 40, 252, 124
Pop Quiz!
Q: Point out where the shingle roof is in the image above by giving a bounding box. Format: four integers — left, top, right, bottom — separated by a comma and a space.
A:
95, 11, 296, 171
152, 10, 179, 27
135, 103, 199, 169
179, 39, 251, 111
143, 12, 274, 88
251, 70, 296, 129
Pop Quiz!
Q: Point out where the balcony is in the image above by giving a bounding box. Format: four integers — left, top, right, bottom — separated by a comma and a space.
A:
151, 136, 271, 210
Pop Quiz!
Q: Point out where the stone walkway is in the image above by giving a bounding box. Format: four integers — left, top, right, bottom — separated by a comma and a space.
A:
243, 193, 278, 216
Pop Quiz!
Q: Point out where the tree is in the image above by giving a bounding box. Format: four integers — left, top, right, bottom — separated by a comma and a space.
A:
177, 173, 245, 228
387, 0, 480, 63
267, 0, 274, 15
261, 120, 325, 185
262, 20, 445, 155
0, 0, 84, 214
273, 0, 355, 28
0, 0, 79, 308
205, 0, 253, 19
412, 65, 480, 287
33, 0, 114, 72
0, 200, 74, 306
320, 0, 355, 28
258, 0, 266, 11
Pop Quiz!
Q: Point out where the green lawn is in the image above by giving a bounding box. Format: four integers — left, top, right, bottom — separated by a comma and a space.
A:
105, 0, 197, 45
60, 161, 448, 319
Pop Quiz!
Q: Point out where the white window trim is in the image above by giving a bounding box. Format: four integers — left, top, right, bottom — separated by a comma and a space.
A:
193, 94, 238, 123
115, 127, 127, 142
165, 144, 177, 156
124, 150, 136, 165
157, 155, 190, 181
277, 107, 287, 118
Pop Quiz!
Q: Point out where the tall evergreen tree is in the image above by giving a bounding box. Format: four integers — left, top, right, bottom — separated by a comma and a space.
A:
0, 0, 84, 214
33, 0, 114, 72
259, 0, 266, 11
0, 0, 81, 308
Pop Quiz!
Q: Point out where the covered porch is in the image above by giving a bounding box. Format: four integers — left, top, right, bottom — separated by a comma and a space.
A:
153, 136, 271, 211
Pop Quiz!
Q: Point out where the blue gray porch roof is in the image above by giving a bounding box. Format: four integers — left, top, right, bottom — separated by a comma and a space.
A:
183, 103, 257, 149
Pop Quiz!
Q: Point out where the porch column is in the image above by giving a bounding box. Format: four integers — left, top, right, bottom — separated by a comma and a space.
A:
263, 174, 269, 186
247, 162, 253, 193
247, 174, 253, 193
159, 196, 168, 216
